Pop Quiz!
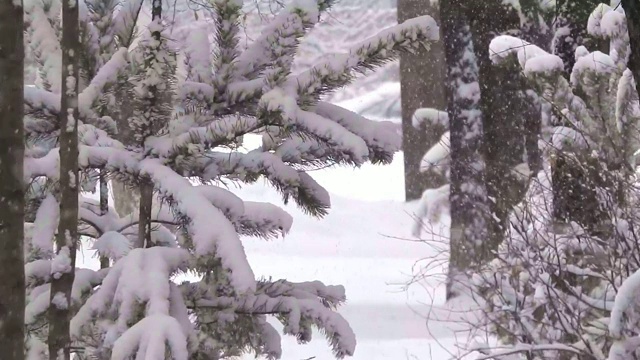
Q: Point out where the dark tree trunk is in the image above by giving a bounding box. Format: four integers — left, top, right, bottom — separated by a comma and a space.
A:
467, 1, 527, 247
137, 183, 153, 248
99, 171, 110, 269
440, 0, 489, 300
622, 0, 640, 97
0, 0, 26, 358
398, 0, 447, 201
48, 0, 80, 356
135, 0, 164, 249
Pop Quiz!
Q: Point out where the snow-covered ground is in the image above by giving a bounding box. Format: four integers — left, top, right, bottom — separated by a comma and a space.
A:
77, 145, 476, 359
234, 153, 471, 360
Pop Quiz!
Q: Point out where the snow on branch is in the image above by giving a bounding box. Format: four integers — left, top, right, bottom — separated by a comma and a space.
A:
110, 315, 190, 360
412, 107, 449, 129
71, 248, 191, 348
259, 88, 370, 164
237, 201, 293, 239
489, 35, 564, 76
290, 15, 440, 107
610, 268, 640, 340
181, 278, 354, 358
314, 102, 401, 164
420, 131, 450, 174
25, 3, 62, 93
181, 24, 212, 84
139, 159, 257, 292
235, 0, 320, 82
112, 0, 144, 48
146, 114, 260, 159
78, 47, 130, 118
29, 194, 58, 260
210, 0, 244, 108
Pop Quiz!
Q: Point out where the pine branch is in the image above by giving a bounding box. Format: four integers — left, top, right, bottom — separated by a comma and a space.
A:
112, 0, 144, 48
291, 15, 440, 108
211, 0, 243, 110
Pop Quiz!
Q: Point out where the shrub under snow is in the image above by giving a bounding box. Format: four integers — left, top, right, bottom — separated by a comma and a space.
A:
472, 4, 640, 359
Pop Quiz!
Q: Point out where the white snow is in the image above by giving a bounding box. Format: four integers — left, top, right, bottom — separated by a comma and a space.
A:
76, 149, 477, 359
419, 131, 450, 174
490, 35, 564, 75
413, 108, 449, 129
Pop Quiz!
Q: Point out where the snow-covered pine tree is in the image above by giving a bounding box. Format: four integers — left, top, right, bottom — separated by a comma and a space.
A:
472, 3, 640, 358
22, 0, 440, 358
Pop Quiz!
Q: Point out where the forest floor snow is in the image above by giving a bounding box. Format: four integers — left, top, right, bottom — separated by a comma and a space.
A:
77, 150, 480, 360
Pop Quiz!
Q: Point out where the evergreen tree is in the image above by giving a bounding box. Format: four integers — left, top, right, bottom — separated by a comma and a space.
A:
21, 0, 440, 357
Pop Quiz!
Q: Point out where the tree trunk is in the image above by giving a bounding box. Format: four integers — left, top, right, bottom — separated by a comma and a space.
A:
622, 0, 640, 97
99, 171, 110, 269
48, 0, 80, 356
440, 0, 490, 300
468, 1, 527, 248
137, 183, 153, 248
398, 0, 447, 201
133, 0, 163, 249
0, 0, 26, 357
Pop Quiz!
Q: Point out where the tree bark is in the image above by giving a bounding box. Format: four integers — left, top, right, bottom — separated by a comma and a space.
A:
622, 0, 640, 97
48, 0, 80, 356
398, 0, 447, 201
0, 0, 26, 357
440, 0, 490, 300
134, 0, 163, 249
137, 183, 153, 248
99, 171, 110, 268
468, 1, 527, 248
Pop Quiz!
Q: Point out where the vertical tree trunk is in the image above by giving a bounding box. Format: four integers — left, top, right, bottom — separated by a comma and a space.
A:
137, 183, 153, 248
48, 0, 80, 356
468, 1, 526, 248
99, 171, 110, 269
135, 0, 164, 249
440, 0, 489, 300
622, 0, 640, 97
0, 0, 26, 358
398, 0, 447, 201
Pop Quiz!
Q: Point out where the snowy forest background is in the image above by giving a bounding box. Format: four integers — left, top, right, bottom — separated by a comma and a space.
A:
1, 0, 640, 359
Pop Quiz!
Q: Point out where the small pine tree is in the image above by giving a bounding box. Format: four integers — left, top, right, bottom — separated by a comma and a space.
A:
22, 0, 440, 358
